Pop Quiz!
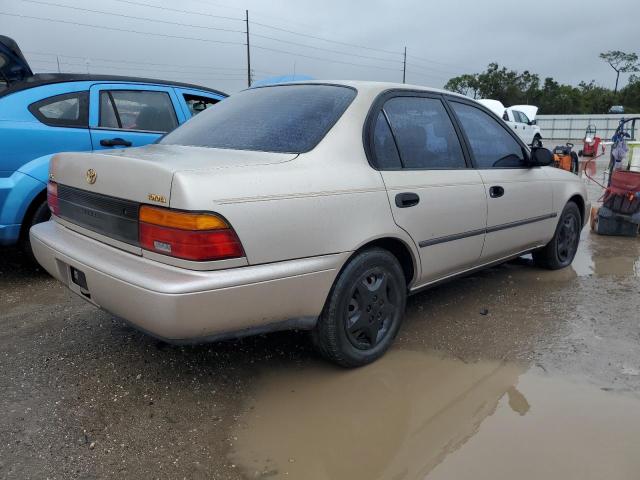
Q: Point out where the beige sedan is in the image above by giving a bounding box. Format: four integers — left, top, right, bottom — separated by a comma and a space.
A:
31, 81, 589, 367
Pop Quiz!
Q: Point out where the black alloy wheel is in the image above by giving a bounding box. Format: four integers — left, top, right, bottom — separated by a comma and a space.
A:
345, 267, 400, 350
533, 201, 581, 270
312, 248, 407, 367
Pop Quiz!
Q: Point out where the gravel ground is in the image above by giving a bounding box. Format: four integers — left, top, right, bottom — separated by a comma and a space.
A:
1, 153, 639, 479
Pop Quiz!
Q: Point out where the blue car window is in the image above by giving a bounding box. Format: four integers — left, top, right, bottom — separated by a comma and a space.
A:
28, 91, 89, 128
183, 94, 220, 116
99, 90, 178, 133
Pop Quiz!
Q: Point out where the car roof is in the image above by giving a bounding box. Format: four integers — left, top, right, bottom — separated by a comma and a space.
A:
0, 72, 228, 99
248, 79, 468, 99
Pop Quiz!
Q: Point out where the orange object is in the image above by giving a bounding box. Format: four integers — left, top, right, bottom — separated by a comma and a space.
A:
552, 143, 579, 174
139, 205, 228, 231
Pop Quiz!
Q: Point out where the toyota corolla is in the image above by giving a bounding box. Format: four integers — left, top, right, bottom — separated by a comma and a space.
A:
30, 81, 589, 367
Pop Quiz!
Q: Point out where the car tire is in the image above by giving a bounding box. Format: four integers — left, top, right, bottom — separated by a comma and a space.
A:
20, 199, 51, 263
532, 135, 543, 148
312, 248, 407, 368
532, 202, 581, 270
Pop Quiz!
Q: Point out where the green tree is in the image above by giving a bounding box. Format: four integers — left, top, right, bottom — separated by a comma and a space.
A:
578, 81, 617, 114
599, 50, 639, 93
444, 74, 480, 98
619, 75, 640, 113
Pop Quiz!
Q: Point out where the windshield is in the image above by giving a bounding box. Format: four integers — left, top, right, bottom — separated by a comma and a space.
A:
161, 84, 356, 153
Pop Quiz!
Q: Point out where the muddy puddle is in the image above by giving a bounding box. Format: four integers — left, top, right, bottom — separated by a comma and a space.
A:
230, 350, 640, 480
571, 231, 640, 277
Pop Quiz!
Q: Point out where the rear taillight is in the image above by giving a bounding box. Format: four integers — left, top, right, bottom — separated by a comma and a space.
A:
47, 181, 59, 215
139, 205, 244, 261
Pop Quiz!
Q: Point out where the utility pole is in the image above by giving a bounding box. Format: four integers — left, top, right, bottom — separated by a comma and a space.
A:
402, 46, 407, 84
245, 10, 251, 88
56, 56, 61, 73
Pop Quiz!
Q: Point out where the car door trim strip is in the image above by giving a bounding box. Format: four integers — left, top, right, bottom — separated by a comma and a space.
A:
419, 227, 486, 248
419, 213, 558, 248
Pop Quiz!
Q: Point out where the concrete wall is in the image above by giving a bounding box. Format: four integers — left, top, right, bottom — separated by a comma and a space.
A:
536, 114, 635, 141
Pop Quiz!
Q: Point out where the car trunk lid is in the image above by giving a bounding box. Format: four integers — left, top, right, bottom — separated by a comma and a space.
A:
49, 144, 296, 249
0, 35, 33, 88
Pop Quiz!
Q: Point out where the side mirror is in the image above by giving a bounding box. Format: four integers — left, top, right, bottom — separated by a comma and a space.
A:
529, 147, 553, 167
529, 119, 537, 126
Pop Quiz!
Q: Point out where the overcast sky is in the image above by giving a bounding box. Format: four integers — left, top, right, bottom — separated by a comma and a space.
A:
1, 0, 638, 94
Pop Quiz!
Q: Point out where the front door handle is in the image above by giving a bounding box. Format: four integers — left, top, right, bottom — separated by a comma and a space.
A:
489, 186, 505, 198
395, 192, 420, 208
100, 137, 132, 147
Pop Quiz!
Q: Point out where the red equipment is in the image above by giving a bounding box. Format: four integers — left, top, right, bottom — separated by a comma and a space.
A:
578, 124, 603, 157
603, 170, 640, 215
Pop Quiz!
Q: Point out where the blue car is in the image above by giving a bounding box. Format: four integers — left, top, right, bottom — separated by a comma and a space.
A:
0, 36, 226, 254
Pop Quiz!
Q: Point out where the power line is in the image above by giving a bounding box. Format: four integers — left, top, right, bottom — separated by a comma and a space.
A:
53, 60, 251, 77
251, 21, 403, 56
406, 62, 465, 77
21, 0, 245, 34
171, 0, 324, 31
29, 60, 246, 81
406, 53, 470, 71
0, 12, 245, 46
30, 57, 245, 76
405, 69, 452, 82
100, 0, 243, 21
250, 33, 404, 65
25, 50, 246, 72
251, 44, 402, 73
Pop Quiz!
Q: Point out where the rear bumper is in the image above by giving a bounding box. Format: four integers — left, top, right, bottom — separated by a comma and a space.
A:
30, 220, 345, 341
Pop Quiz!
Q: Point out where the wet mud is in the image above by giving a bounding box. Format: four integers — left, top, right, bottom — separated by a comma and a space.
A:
2, 154, 640, 479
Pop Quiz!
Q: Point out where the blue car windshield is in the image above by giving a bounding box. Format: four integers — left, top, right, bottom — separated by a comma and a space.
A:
160, 84, 356, 153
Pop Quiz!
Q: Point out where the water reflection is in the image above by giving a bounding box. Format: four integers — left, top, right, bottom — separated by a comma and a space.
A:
230, 350, 524, 479
231, 350, 640, 480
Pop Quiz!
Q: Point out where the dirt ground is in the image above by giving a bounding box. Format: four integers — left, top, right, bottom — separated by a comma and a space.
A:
1, 154, 640, 480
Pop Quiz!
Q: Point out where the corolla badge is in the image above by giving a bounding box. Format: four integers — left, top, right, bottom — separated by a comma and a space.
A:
86, 168, 97, 185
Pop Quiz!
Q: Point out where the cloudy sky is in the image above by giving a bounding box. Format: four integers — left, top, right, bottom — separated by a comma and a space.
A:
1, 0, 638, 94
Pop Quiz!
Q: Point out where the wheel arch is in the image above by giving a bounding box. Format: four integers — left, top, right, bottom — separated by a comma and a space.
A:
346, 235, 419, 287
568, 193, 586, 225
19, 187, 47, 242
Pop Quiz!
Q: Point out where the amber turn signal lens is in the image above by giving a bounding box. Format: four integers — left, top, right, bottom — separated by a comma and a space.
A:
139, 205, 228, 231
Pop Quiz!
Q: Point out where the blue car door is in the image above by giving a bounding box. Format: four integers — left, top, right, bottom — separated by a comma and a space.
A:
88, 83, 187, 150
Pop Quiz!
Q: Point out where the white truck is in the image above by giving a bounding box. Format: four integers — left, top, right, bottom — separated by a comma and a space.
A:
478, 100, 543, 147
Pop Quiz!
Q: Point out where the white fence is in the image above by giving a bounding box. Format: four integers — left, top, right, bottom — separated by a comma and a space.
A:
536, 114, 636, 141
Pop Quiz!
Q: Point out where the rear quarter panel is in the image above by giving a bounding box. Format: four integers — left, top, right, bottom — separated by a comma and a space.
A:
169, 87, 421, 279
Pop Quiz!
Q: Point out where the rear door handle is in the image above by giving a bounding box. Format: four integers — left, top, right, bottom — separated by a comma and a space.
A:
489, 186, 505, 198
395, 192, 420, 208
100, 137, 132, 147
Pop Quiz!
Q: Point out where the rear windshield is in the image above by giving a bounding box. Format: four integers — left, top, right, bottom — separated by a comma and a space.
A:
160, 84, 356, 153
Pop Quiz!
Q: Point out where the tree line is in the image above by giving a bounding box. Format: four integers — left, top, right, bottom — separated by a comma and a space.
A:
444, 51, 640, 114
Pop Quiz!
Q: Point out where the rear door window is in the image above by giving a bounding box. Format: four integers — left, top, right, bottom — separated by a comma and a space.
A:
372, 111, 402, 169
29, 91, 89, 128
161, 84, 356, 153
99, 90, 178, 133
183, 94, 219, 116
382, 96, 466, 169
451, 101, 526, 169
